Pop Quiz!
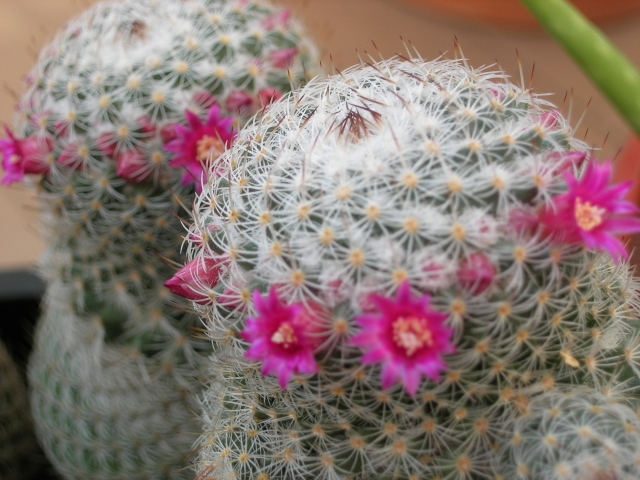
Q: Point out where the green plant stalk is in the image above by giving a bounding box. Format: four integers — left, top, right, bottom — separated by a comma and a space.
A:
519, 0, 640, 136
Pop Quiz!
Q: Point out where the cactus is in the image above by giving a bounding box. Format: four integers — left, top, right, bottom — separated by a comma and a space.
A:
179, 56, 640, 478
501, 388, 640, 480
0, 339, 42, 480
0, 0, 319, 478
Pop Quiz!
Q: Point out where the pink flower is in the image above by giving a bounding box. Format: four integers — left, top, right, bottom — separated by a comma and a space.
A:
350, 282, 455, 397
164, 257, 223, 304
458, 253, 497, 295
269, 48, 298, 69
242, 288, 321, 389
116, 150, 152, 184
258, 88, 282, 108
164, 105, 234, 193
225, 91, 254, 115
539, 159, 640, 260
1, 127, 52, 185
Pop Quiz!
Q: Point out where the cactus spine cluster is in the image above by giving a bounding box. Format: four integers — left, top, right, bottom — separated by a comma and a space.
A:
0, 339, 42, 480
182, 56, 640, 479
3, 0, 318, 478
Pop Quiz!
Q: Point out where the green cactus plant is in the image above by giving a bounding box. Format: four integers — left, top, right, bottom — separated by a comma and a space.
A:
0, 339, 42, 480
178, 55, 640, 478
0, 0, 319, 478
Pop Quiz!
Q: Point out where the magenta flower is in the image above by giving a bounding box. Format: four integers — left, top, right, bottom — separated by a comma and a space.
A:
242, 288, 321, 389
350, 282, 455, 397
1, 126, 52, 185
164, 104, 234, 193
164, 257, 223, 304
539, 159, 640, 260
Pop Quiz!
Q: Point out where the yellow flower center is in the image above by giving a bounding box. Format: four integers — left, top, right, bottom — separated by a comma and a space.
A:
574, 197, 606, 231
196, 134, 225, 162
271, 322, 297, 348
393, 316, 433, 356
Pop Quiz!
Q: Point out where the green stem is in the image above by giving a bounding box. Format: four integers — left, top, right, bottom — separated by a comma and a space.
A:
519, 0, 640, 136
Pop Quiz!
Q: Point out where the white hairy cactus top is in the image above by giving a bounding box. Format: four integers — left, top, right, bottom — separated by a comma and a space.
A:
183, 56, 640, 479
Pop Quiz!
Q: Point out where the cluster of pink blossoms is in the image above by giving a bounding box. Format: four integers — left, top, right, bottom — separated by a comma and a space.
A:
166, 154, 640, 395
0, 102, 237, 189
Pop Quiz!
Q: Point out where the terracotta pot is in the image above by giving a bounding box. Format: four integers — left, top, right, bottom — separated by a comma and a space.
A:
392, 0, 640, 29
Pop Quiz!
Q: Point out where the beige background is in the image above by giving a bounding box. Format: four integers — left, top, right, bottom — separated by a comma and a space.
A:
1, 0, 639, 269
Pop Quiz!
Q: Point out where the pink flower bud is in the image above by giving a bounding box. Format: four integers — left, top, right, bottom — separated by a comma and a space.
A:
58, 143, 85, 170
539, 110, 561, 129
54, 120, 70, 139
548, 151, 587, 173
164, 257, 222, 304
259, 88, 282, 108
96, 133, 117, 158
458, 253, 497, 295
137, 116, 156, 136
225, 91, 254, 115
160, 124, 177, 144
261, 9, 290, 30
193, 92, 215, 110
269, 48, 298, 69
21, 137, 52, 174
116, 150, 151, 184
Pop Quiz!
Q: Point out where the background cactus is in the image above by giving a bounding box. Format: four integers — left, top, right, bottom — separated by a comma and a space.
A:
0, 0, 318, 478
0, 339, 43, 480
181, 56, 640, 478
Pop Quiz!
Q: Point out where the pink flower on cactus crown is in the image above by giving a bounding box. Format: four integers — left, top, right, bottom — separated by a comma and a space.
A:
242, 288, 321, 389
164, 257, 223, 304
538, 159, 640, 261
1, 126, 52, 185
164, 104, 234, 193
350, 282, 455, 397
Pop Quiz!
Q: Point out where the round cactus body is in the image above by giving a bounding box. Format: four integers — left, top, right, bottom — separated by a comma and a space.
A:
0, 339, 42, 480
501, 388, 640, 480
1, 0, 319, 478
183, 56, 640, 478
